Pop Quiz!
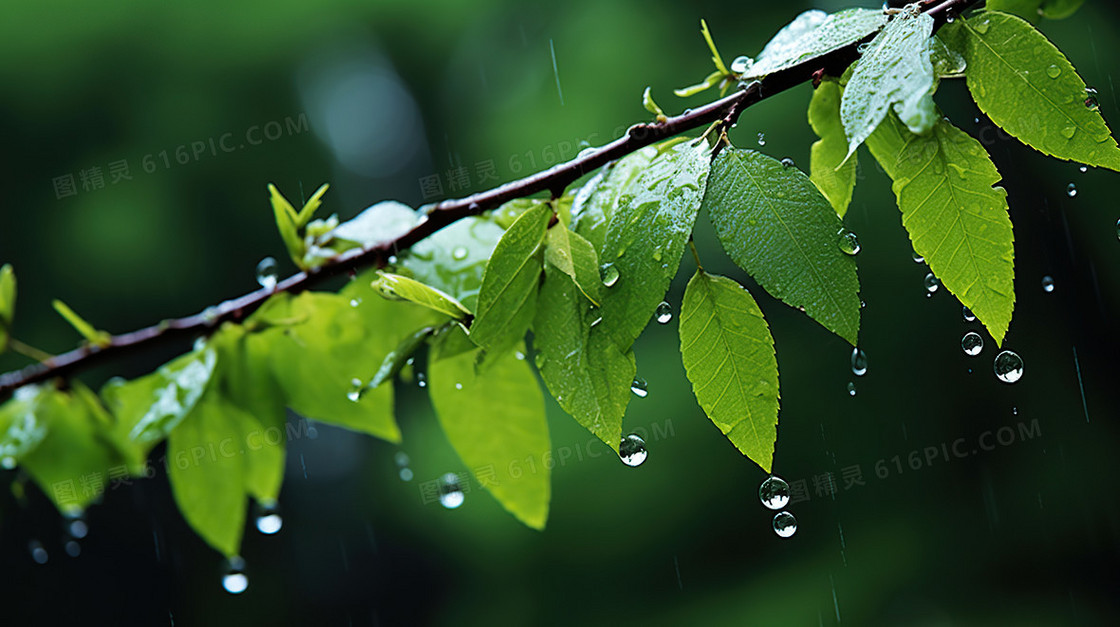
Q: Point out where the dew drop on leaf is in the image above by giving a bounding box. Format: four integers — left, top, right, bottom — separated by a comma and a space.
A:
961, 331, 984, 356
601, 264, 620, 288
1085, 87, 1100, 110
451, 246, 469, 261
994, 350, 1024, 384
619, 434, 648, 467
255, 256, 279, 290
347, 378, 363, 402
1045, 64, 1061, 79
438, 473, 465, 509
1041, 275, 1055, 293
730, 55, 752, 74
349, 298, 361, 308
630, 377, 648, 397
773, 511, 798, 538
222, 557, 248, 594
836, 230, 861, 255
655, 301, 673, 324
759, 476, 790, 510
924, 273, 940, 294
911, 250, 925, 264
254, 502, 283, 535
851, 348, 868, 377
1061, 126, 1076, 140
962, 306, 976, 322
780, 157, 795, 169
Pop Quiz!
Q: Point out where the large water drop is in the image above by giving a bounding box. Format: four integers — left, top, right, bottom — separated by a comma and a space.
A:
619, 434, 648, 467
759, 476, 790, 510
655, 301, 673, 324
961, 331, 984, 356
773, 511, 798, 538
631, 377, 648, 398
438, 473, 465, 509
255, 503, 283, 535
993, 350, 1024, 384
837, 230, 861, 255
601, 264, 620, 288
851, 348, 868, 377
1041, 276, 1055, 293
222, 557, 249, 594
924, 273, 940, 294
256, 257, 279, 290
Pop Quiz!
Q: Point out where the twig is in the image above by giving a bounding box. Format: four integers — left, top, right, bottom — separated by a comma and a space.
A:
0, 0, 978, 400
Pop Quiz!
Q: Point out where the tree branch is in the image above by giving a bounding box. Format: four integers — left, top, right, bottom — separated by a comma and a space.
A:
0, 0, 978, 400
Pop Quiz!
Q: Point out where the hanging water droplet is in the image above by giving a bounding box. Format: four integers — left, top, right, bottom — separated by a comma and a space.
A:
730, 55, 752, 74
963, 306, 977, 322
630, 377, 648, 397
255, 257, 279, 290
847, 381, 857, 397
851, 348, 868, 377
394, 451, 413, 482
65, 514, 89, 540
222, 556, 249, 594
254, 502, 283, 535
772, 511, 798, 538
836, 230, 861, 255
961, 331, 984, 356
451, 246, 469, 261
1084, 87, 1100, 110
1045, 64, 1061, 79
417, 372, 427, 388
1041, 275, 1055, 293
655, 301, 672, 324
912, 250, 925, 264
757, 132, 766, 146
438, 473, 465, 509
1115, 218, 1120, 240
601, 264, 620, 287
28, 540, 48, 564
759, 476, 790, 510
1066, 183, 1077, 197
780, 157, 795, 169
347, 378, 363, 402
993, 350, 1024, 384
1079, 164, 1088, 174
924, 273, 940, 294
619, 434, 648, 467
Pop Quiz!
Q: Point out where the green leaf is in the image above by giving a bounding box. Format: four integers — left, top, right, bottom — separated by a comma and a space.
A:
294, 183, 330, 228
742, 9, 888, 80
0, 385, 48, 466
269, 183, 305, 268
642, 86, 666, 119
52, 299, 111, 347
808, 81, 858, 217
533, 264, 635, 452
372, 272, 472, 322
599, 140, 710, 350
167, 389, 250, 557
428, 338, 550, 530
705, 148, 861, 344
328, 200, 420, 248
0, 263, 14, 350
944, 11, 1120, 171
986, 0, 1085, 21
679, 271, 779, 473
841, 10, 936, 155
866, 114, 1016, 345
468, 203, 550, 352
544, 224, 602, 306
18, 384, 127, 515
400, 216, 505, 311
571, 147, 658, 251
368, 326, 438, 390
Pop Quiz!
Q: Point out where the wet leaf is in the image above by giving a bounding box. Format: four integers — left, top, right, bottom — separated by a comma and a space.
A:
400, 216, 505, 311
571, 147, 658, 251
0, 263, 14, 350
269, 183, 304, 267
808, 81, 858, 217
743, 8, 887, 80
544, 224, 602, 306
372, 272, 471, 322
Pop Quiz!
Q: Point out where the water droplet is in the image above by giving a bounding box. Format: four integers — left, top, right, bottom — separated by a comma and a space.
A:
347, 378, 363, 402
851, 348, 868, 377
1066, 183, 1077, 197
1, 455, 16, 469
1060, 126, 1076, 140
255, 502, 283, 535
1041, 275, 1055, 293
398, 468, 414, 481
222, 557, 248, 594
387, 255, 399, 265
993, 350, 1024, 383
601, 264, 620, 287
66, 515, 89, 540
974, 20, 990, 34
836, 230, 861, 255
454, 382, 463, 390
757, 132, 766, 146
438, 473, 465, 509
29, 540, 48, 564
759, 476, 790, 510
451, 246, 469, 261
1046, 64, 1061, 79
394, 451, 413, 482
912, 250, 925, 264
780, 157, 795, 169
255, 257, 279, 290
202, 306, 221, 327
1115, 218, 1120, 240
1085, 87, 1100, 110
630, 377, 648, 397
773, 511, 798, 538
655, 301, 672, 324
619, 434, 648, 467
924, 273, 940, 294
1079, 164, 1088, 173
847, 381, 857, 396
963, 306, 976, 322
730, 55, 752, 74
417, 372, 427, 388
349, 298, 362, 308
64, 540, 81, 557
961, 331, 984, 356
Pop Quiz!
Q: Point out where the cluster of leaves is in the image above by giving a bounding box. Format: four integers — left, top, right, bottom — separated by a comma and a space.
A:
1, 0, 1115, 556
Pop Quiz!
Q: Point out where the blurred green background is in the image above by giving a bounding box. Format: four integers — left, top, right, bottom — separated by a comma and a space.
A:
2, 0, 1120, 624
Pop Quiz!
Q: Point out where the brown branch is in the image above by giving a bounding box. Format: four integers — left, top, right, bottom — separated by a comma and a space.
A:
0, 0, 979, 400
